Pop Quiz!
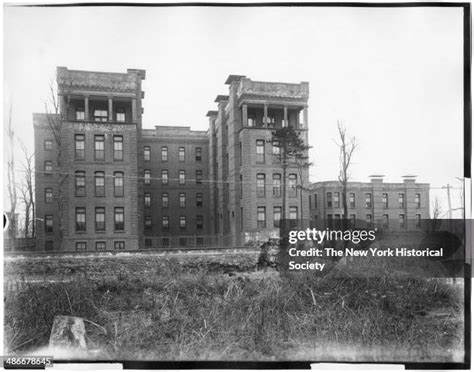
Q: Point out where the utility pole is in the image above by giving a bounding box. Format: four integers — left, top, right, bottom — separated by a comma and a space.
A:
442, 184, 453, 231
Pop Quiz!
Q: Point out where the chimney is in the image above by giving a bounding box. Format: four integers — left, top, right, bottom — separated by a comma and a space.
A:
402, 175, 417, 184
369, 175, 384, 183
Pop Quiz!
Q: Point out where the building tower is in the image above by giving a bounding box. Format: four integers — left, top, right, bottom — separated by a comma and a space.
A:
34, 67, 145, 251
208, 75, 310, 246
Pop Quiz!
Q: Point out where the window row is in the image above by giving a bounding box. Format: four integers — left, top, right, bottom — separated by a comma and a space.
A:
144, 169, 203, 185
255, 140, 281, 164
145, 215, 204, 230
255, 173, 298, 198
324, 192, 422, 209
74, 134, 124, 161
324, 213, 421, 228
75, 241, 126, 251
145, 192, 203, 208
256, 206, 298, 229
73, 171, 124, 197
144, 146, 202, 162
44, 207, 125, 234
74, 108, 126, 123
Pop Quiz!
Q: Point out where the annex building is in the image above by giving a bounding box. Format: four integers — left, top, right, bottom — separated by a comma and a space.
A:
34, 67, 310, 251
309, 176, 430, 231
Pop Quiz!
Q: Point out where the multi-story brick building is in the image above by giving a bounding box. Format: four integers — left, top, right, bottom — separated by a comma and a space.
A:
34, 67, 311, 251
207, 75, 311, 247
309, 176, 430, 231
34, 67, 146, 251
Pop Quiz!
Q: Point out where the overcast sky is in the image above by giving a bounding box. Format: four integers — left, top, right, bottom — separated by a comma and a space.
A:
3, 5, 466, 216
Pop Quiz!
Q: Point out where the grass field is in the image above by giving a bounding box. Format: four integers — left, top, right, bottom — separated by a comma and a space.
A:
4, 249, 465, 363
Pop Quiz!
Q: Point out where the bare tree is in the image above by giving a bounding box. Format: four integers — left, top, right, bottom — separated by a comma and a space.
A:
430, 196, 443, 232
335, 121, 357, 230
18, 141, 35, 238
6, 103, 18, 242
294, 152, 313, 222
44, 77, 68, 249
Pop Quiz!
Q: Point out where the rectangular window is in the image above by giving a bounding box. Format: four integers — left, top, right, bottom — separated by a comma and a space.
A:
178, 147, 185, 162
45, 188, 53, 203
179, 216, 186, 229
257, 207, 266, 229
196, 170, 203, 184
114, 172, 124, 197
162, 216, 169, 230
272, 140, 280, 155
349, 193, 355, 208
257, 173, 266, 197
366, 214, 372, 228
95, 241, 106, 251
144, 146, 151, 161
415, 193, 421, 208
45, 215, 53, 233
335, 214, 341, 229
144, 170, 151, 185
144, 193, 151, 208
327, 192, 332, 208
273, 174, 281, 197
382, 193, 388, 209
95, 172, 105, 197
256, 140, 265, 163
116, 108, 125, 122
44, 161, 53, 175
114, 241, 125, 250
197, 215, 203, 229
76, 208, 86, 232
179, 170, 185, 185
248, 117, 256, 127
95, 207, 105, 231
145, 216, 152, 230
416, 214, 421, 228
289, 174, 297, 197
94, 135, 105, 160
161, 146, 168, 161
350, 214, 356, 228
399, 214, 405, 228
162, 170, 168, 185
113, 136, 123, 161
366, 193, 372, 208
314, 194, 318, 208
76, 242, 87, 251
399, 193, 405, 209
240, 175, 243, 199
75, 171, 86, 197
239, 142, 243, 165
327, 214, 333, 228
196, 147, 202, 161
162, 238, 170, 247
289, 206, 298, 227
114, 207, 124, 231
75, 134, 85, 160
383, 214, 389, 228
44, 140, 53, 151
75, 108, 85, 121
162, 193, 169, 208
179, 193, 186, 208
334, 192, 340, 208
94, 109, 107, 122
273, 206, 282, 228
196, 193, 203, 207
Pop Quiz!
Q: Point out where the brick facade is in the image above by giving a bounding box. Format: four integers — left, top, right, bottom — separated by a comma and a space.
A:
34, 68, 311, 251
309, 176, 430, 231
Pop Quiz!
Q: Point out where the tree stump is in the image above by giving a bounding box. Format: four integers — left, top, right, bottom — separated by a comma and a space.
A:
49, 315, 87, 351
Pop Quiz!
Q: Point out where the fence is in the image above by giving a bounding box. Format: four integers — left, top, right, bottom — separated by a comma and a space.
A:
3, 238, 36, 252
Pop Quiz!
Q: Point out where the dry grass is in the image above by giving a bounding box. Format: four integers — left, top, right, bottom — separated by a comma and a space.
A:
4, 256, 464, 363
